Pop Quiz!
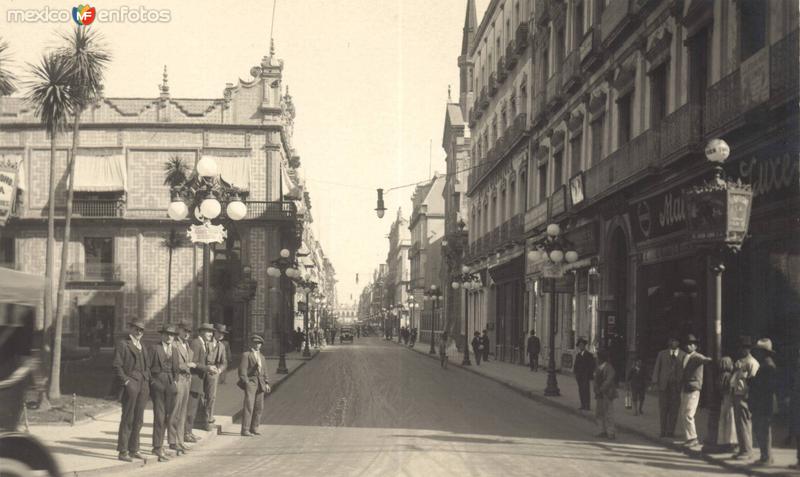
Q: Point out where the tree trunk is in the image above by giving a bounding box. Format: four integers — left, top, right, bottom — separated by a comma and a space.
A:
167, 246, 173, 323
40, 124, 58, 410
50, 109, 82, 400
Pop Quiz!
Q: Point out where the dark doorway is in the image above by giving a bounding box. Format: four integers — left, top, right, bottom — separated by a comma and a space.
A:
605, 228, 628, 380
78, 305, 115, 348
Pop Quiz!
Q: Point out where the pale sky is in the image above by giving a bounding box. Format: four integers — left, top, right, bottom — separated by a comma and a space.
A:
0, 0, 489, 306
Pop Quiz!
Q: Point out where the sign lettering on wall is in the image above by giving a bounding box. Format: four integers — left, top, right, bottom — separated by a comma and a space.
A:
0, 158, 20, 226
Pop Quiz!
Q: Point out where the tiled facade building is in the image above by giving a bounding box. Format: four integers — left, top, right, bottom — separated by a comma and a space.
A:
0, 45, 317, 354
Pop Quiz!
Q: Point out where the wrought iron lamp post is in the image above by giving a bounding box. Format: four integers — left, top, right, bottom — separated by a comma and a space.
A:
168, 156, 248, 323
267, 249, 301, 374
297, 278, 317, 357
452, 265, 482, 366
424, 285, 442, 355
682, 139, 752, 452
527, 223, 579, 396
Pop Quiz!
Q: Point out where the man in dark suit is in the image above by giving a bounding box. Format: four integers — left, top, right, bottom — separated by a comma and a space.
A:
185, 323, 217, 442
678, 334, 712, 447
481, 330, 490, 362
573, 338, 596, 411
239, 334, 271, 436
651, 336, 686, 437
527, 331, 541, 372
149, 325, 179, 462
112, 320, 151, 462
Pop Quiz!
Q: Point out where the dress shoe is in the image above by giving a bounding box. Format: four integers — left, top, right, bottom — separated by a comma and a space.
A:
241, 431, 252, 437
732, 453, 753, 460
153, 449, 170, 462
683, 439, 699, 447
750, 458, 774, 467
130, 451, 145, 460
184, 434, 197, 443
118, 452, 132, 462
250, 430, 261, 436
169, 444, 186, 456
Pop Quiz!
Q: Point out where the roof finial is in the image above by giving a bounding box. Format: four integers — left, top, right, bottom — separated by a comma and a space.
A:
159, 65, 169, 96
270, 38, 275, 57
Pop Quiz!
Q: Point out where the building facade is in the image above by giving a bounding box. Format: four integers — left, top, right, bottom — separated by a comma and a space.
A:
0, 45, 318, 354
385, 208, 411, 330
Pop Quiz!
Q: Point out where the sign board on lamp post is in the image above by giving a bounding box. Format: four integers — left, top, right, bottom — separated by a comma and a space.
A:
188, 223, 227, 244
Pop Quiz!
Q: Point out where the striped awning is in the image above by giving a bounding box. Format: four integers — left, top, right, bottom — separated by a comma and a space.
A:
74, 155, 127, 192
209, 156, 250, 191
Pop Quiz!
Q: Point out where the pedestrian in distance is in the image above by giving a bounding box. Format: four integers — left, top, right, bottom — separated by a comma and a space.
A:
238, 334, 271, 437
787, 348, 800, 470
149, 325, 179, 462
481, 330, 490, 362
750, 338, 778, 467
214, 324, 232, 384
527, 331, 541, 372
330, 327, 337, 345
410, 328, 417, 348
731, 335, 759, 460
185, 323, 216, 442
626, 357, 647, 416
573, 338, 595, 411
594, 349, 617, 439
717, 356, 738, 453
651, 336, 685, 438
112, 320, 151, 462
438, 331, 449, 369
471, 331, 483, 366
678, 334, 712, 447
169, 322, 195, 456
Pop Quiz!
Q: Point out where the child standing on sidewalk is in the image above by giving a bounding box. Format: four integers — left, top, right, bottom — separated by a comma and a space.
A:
626, 358, 647, 416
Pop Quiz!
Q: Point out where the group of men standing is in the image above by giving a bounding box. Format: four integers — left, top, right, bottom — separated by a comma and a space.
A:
113, 320, 230, 462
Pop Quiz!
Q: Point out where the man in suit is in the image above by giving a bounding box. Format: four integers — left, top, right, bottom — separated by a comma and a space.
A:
651, 336, 686, 437
185, 323, 217, 442
731, 336, 759, 460
594, 349, 618, 439
168, 322, 195, 455
481, 330, 490, 362
203, 324, 227, 428
239, 334, 271, 436
213, 324, 232, 384
112, 320, 151, 462
527, 331, 541, 372
573, 338, 596, 411
750, 338, 778, 466
678, 334, 713, 447
149, 325, 179, 462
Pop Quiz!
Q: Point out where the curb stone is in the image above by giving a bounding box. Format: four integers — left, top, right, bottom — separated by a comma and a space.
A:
399, 341, 792, 477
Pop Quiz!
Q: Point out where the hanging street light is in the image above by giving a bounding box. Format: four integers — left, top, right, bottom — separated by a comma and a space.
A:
423, 284, 443, 355
452, 263, 482, 366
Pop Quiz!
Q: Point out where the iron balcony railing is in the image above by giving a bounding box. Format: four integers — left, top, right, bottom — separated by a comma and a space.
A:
243, 201, 297, 220
515, 22, 530, 52
72, 199, 126, 218
506, 41, 518, 69
67, 263, 122, 282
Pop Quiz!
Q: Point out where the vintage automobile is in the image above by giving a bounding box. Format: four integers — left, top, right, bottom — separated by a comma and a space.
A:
339, 326, 354, 344
0, 267, 61, 477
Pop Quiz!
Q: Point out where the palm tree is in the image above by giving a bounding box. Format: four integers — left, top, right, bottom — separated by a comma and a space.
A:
51, 26, 110, 400
25, 52, 74, 405
162, 229, 185, 323
162, 156, 190, 324
0, 38, 16, 96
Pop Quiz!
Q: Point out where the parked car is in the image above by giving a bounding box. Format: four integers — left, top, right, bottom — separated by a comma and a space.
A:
0, 268, 61, 477
339, 327, 354, 344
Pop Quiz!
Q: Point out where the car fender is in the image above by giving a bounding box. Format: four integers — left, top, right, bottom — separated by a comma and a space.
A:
0, 432, 61, 476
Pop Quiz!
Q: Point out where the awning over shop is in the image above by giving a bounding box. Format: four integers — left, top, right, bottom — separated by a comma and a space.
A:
73, 155, 126, 192
210, 156, 250, 191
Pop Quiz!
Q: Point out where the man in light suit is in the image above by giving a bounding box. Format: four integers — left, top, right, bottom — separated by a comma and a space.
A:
651, 336, 686, 437
239, 334, 271, 436
112, 320, 151, 462
214, 324, 232, 384
594, 349, 618, 439
678, 334, 712, 447
203, 324, 227, 428
149, 325, 179, 462
168, 322, 195, 455
186, 323, 216, 441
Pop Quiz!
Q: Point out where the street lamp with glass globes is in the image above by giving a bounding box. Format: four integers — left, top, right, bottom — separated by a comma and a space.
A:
296, 278, 317, 357
452, 264, 482, 366
267, 248, 301, 374
168, 156, 248, 324
527, 223, 579, 397
423, 285, 443, 355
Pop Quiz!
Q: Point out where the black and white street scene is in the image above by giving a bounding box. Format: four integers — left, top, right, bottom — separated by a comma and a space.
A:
0, 0, 799, 476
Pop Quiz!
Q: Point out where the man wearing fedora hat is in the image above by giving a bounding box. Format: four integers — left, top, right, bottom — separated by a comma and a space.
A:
574, 338, 596, 411
169, 322, 195, 455
678, 334, 712, 447
112, 320, 151, 462
239, 334, 270, 436
202, 324, 228, 428
651, 336, 686, 437
186, 323, 218, 441
749, 338, 778, 466
213, 324, 232, 385
149, 324, 180, 462
731, 336, 759, 459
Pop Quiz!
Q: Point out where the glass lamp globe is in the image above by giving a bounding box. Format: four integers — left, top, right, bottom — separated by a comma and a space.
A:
196, 156, 219, 178
280, 249, 290, 258
565, 250, 579, 263
527, 250, 540, 262
452, 282, 460, 289
200, 197, 222, 220
546, 223, 561, 237
267, 266, 280, 278
461, 265, 469, 274
430, 285, 438, 291
167, 200, 188, 221
704, 138, 730, 163
549, 249, 565, 263
226, 200, 247, 221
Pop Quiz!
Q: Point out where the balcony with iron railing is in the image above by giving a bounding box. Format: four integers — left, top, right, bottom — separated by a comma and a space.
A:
600, 0, 639, 48
660, 101, 702, 165
489, 72, 498, 97
516, 22, 530, 52
67, 263, 123, 283
562, 49, 581, 93
584, 128, 659, 199
535, 0, 550, 26
243, 201, 297, 221
497, 58, 507, 82
506, 41, 518, 69
479, 87, 489, 109
509, 213, 524, 241
579, 28, 602, 72
499, 220, 509, 244
704, 69, 741, 137
490, 227, 500, 250
546, 71, 563, 110
72, 199, 126, 218
532, 92, 547, 127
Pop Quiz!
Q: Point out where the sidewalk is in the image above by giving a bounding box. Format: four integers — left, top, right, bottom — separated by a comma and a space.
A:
25, 351, 317, 476
403, 341, 799, 477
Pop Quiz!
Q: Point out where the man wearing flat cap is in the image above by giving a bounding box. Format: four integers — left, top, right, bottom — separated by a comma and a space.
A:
238, 334, 270, 436
186, 323, 218, 441
149, 325, 180, 462
678, 334, 712, 447
112, 320, 151, 462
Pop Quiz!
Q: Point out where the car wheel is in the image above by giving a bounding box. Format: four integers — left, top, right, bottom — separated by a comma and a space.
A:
0, 458, 37, 477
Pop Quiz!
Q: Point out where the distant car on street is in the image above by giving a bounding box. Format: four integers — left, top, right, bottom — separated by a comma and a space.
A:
339, 327, 354, 344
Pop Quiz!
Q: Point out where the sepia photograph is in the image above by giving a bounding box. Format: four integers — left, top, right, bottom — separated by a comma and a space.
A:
0, 0, 798, 475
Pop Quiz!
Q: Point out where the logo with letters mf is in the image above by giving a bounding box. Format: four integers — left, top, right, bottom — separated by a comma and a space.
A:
72, 4, 96, 25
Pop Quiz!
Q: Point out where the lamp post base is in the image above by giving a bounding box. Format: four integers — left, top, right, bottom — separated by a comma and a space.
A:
461, 355, 471, 366
544, 370, 560, 396
302, 343, 311, 358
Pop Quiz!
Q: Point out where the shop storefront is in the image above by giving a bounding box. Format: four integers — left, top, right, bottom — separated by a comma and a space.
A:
489, 255, 524, 363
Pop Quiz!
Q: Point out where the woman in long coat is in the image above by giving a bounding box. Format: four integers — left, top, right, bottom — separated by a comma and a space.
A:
717, 357, 738, 451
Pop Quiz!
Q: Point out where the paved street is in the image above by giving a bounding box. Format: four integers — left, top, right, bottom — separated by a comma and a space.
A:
114, 338, 732, 477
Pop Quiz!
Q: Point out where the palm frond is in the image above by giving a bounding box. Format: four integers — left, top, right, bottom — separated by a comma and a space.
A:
59, 26, 111, 108
163, 155, 191, 187
24, 53, 74, 136
163, 229, 186, 250
0, 38, 17, 96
